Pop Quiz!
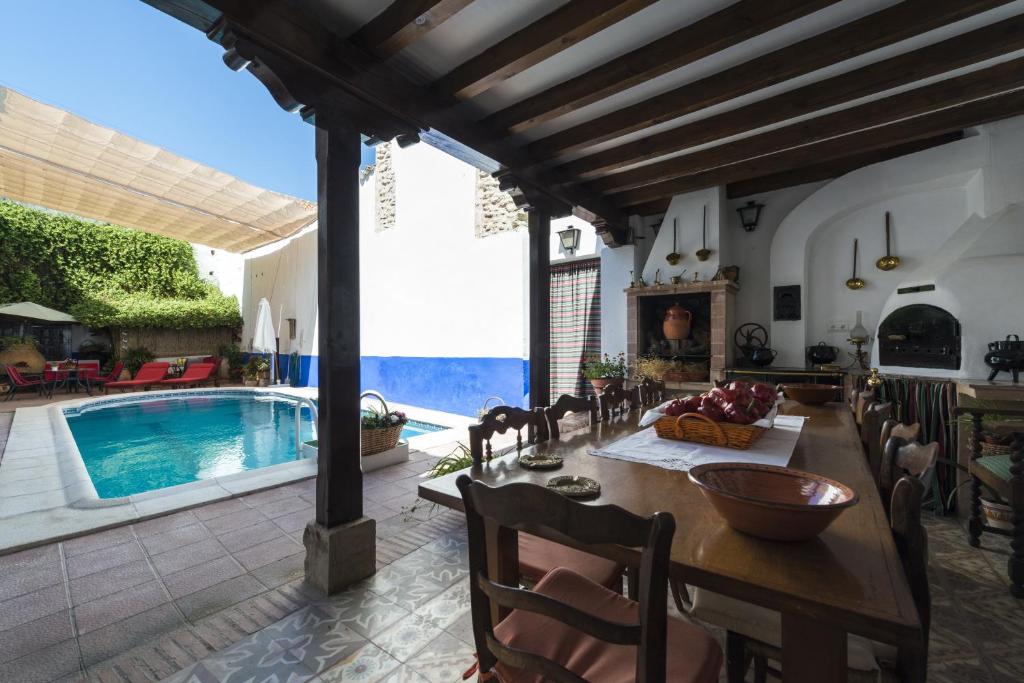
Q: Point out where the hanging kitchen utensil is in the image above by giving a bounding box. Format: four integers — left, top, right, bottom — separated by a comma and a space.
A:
875, 211, 901, 271
696, 204, 711, 261
846, 239, 866, 290
666, 217, 682, 265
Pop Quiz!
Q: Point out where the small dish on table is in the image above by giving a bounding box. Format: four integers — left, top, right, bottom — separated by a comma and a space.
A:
687, 462, 858, 541
546, 475, 600, 499
519, 454, 563, 470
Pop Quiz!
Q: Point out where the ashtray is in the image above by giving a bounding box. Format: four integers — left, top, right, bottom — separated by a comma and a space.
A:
520, 455, 564, 470
546, 475, 600, 498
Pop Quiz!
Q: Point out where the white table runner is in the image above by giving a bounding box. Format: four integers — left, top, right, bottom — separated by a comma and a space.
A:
589, 415, 807, 472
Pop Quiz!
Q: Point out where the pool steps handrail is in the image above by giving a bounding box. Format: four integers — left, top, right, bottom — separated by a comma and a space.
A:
292, 395, 319, 456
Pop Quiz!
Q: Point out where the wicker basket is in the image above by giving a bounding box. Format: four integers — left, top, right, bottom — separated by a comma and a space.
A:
653, 412, 766, 450
361, 392, 404, 456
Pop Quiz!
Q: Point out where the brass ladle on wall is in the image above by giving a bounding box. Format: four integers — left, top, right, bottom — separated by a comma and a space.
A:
846, 238, 866, 290
876, 211, 901, 271
696, 204, 711, 262
666, 217, 682, 265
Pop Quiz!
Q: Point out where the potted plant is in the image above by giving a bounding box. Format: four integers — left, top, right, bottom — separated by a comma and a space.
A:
582, 352, 627, 392
361, 393, 408, 456
121, 346, 154, 378
243, 356, 269, 387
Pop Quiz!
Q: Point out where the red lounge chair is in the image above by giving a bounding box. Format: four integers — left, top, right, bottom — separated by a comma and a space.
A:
3, 365, 45, 401
89, 361, 125, 388
103, 362, 171, 393
157, 362, 217, 388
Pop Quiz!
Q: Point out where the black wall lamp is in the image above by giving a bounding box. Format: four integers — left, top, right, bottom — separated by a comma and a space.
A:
736, 200, 765, 232
557, 227, 582, 255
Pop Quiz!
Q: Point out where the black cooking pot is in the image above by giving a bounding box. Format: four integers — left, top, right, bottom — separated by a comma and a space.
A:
748, 347, 778, 367
984, 346, 1024, 382
806, 342, 839, 365
988, 334, 1023, 352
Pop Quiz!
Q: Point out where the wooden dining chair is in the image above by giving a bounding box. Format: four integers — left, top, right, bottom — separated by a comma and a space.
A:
600, 383, 639, 421
470, 404, 626, 595
689, 476, 929, 683
852, 390, 876, 426
880, 436, 939, 517
880, 419, 921, 452
862, 401, 893, 485
636, 378, 666, 406
544, 394, 599, 439
469, 405, 547, 465
456, 476, 723, 683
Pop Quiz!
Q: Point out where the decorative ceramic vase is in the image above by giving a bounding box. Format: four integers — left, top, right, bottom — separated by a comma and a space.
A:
663, 304, 692, 341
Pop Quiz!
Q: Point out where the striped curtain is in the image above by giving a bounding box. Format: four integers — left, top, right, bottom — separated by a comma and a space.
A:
550, 259, 601, 398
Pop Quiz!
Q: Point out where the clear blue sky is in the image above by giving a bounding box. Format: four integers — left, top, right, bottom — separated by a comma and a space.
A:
1, 0, 329, 201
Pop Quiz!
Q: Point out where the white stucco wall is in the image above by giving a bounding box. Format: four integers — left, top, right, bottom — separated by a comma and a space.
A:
641, 186, 723, 284
193, 243, 244, 306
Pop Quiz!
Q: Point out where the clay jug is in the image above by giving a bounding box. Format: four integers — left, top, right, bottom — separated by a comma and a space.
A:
663, 304, 692, 341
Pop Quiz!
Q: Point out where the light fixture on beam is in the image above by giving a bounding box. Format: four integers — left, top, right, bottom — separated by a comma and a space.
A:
557, 227, 581, 255
736, 200, 765, 232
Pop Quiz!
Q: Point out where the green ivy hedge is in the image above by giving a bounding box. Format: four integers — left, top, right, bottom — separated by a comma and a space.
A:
0, 200, 242, 329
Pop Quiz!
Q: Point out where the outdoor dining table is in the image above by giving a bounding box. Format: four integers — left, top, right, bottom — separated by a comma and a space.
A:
417, 401, 922, 683
43, 366, 92, 396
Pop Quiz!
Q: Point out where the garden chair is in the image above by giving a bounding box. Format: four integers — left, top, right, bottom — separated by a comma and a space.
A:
157, 362, 217, 389
103, 362, 171, 393
544, 394, 598, 439
3, 365, 45, 401
469, 404, 626, 594
688, 476, 929, 683
456, 475, 722, 683
957, 406, 1024, 598
88, 361, 124, 389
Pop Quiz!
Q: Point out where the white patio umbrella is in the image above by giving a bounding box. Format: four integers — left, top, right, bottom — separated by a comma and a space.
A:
252, 298, 279, 384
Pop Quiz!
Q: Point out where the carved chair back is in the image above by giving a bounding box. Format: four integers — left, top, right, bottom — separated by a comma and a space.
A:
599, 383, 639, 421
880, 419, 921, 454
852, 390, 876, 426
544, 394, 599, 439
880, 436, 940, 517
456, 475, 675, 683
468, 405, 546, 465
862, 401, 893, 484
636, 378, 666, 406
890, 476, 931, 683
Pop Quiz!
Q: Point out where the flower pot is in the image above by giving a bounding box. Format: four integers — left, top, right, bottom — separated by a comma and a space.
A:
590, 377, 623, 393
244, 378, 258, 387
663, 304, 692, 341
982, 498, 1013, 531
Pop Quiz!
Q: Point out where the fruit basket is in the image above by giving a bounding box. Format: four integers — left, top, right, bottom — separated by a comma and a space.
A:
654, 412, 767, 450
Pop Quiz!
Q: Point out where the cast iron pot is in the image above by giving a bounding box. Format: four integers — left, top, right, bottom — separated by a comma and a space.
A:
988, 334, 1024, 352
747, 347, 778, 367
984, 348, 1024, 381
806, 342, 839, 365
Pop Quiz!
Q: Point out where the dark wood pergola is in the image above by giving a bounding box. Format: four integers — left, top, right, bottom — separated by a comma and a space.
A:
144, 0, 1024, 591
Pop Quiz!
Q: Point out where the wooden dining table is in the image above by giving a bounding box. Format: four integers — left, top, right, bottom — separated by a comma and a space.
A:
417, 401, 923, 683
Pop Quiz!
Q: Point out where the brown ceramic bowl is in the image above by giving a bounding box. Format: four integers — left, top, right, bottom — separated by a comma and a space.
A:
780, 383, 841, 406
687, 463, 859, 541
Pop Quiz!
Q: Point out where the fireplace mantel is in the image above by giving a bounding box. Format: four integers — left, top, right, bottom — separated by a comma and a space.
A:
625, 280, 739, 383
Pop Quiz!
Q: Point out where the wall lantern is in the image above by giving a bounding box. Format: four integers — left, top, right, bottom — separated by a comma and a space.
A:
736, 200, 765, 232
557, 227, 582, 255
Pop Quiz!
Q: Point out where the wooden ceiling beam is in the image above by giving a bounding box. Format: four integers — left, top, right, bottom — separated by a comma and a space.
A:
434, 0, 657, 100
528, 0, 1013, 160
560, 14, 1024, 179
588, 57, 1024, 194
484, 0, 838, 134
349, 0, 473, 59
202, 0, 629, 236
724, 132, 964, 200
616, 88, 1024, 210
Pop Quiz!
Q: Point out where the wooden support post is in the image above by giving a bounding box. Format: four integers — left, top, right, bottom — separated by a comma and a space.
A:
303, 118, 375, 594
528, 208, 551, 409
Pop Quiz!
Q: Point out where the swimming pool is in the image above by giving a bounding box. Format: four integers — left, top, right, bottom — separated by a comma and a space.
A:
64, 392, 445, 499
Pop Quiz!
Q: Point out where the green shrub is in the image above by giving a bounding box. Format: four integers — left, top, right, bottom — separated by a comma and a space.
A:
0, 200, 241, 329
120, 346, 155, 376
0, 335, 38, 351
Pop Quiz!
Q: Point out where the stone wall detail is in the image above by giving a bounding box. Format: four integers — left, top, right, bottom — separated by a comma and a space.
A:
374, 141, 396, 232
474, 170, 526, 237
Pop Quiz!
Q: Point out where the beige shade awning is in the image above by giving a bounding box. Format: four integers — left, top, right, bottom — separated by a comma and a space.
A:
0, 86, 317, 253
0, 302, 77, 323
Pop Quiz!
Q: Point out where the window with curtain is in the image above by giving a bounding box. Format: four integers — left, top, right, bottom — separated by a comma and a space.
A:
550, 258, 602, 398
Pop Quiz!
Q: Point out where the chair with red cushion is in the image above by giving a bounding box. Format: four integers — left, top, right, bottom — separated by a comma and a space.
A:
89, 361, 125, 388
157, 362, 217, 388
76, 360, 101, 380
103, 362, 171, 393
457, 476, 723, 683
3, 366, 45, 401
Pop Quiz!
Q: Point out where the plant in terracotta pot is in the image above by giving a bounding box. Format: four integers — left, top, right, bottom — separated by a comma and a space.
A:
582, 352, 627, 392
243, 356, 269, 387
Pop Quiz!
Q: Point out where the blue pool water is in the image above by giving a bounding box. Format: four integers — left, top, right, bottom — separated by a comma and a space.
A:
66, 394, 445, 499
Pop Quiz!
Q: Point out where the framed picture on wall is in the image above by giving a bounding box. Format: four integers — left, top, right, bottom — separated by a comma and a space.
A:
773, 285, 801, 321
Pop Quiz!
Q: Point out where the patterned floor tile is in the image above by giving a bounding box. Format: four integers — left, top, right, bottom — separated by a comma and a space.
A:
370, 612, 445, 663
411, 581, 470, 631
404, 632, 474, 683
316, 642, 402, 682
315, 586, 411, 639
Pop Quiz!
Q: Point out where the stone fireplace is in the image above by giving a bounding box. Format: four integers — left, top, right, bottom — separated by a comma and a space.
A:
626, 280, 737, 385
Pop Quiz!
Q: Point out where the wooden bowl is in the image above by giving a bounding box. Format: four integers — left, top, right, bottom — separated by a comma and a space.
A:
780, 383, 841, 405
688, 463, 859, 541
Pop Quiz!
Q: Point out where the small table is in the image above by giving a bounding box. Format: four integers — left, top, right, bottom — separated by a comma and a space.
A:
44, 367, 92, 396
418, 402, 922, 682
